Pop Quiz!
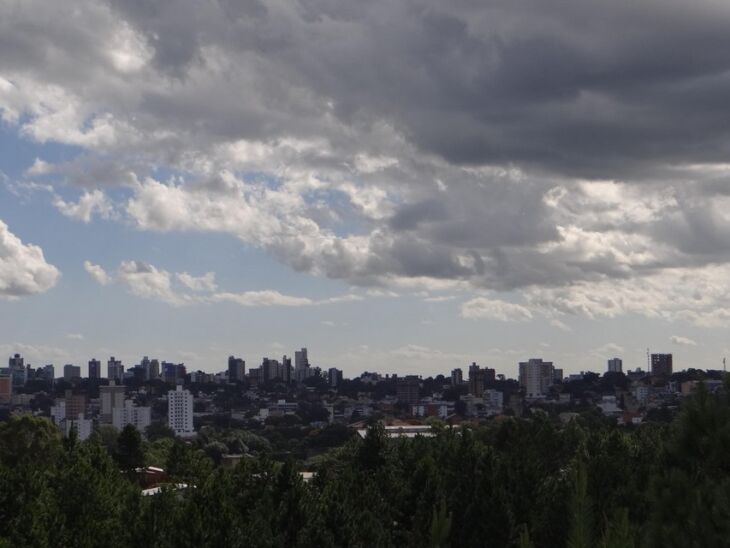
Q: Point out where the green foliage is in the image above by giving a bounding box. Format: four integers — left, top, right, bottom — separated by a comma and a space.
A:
116, 424, 145, 471
145, 421, 175, 442
429, 499, 452, 548
566, 462, 593, 548
600, 508, 636, 548
0, 414, 62, 469
145, 437, 175, 468
2, 383, 730, 546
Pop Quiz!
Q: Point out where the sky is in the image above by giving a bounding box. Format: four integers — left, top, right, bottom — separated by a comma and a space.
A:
2, 0, 730, 377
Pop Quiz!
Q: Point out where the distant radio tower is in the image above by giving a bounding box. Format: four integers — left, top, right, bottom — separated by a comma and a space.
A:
724, 357, 726, 373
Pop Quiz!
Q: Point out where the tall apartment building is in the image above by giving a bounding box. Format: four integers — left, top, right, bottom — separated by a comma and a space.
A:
607, 358, 623, 374
40, 364, 55, 383
519, 358, 555, 399
63, 364, 81, 382
162, 362, 186, 384
451, 368, 463, 387
107, 357, 124, 382
651, 354, 673, 377
396, 375, 421, 405
328, 367, 343, 387
468, 363, 496, 397
137, 356, 160, 381
168, 385, 194, 437
281, 356, 292, 383
0, 375, 11, 404
113, 400, 152, 434
64, 390, 86, 419
228, 356, 246, 383
8, 354, 26, 388
140, 356, 161, 381
294, 348, 309, 369
248, 367, 261, 386
88, 359, 101, 380
293, 349, 316, 383
100, 381, 126, 423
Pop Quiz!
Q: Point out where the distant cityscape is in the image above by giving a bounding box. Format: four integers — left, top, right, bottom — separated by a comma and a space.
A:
0, 346, 722, 444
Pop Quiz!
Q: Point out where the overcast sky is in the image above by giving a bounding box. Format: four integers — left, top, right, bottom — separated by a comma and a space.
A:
2, 0, 730, 377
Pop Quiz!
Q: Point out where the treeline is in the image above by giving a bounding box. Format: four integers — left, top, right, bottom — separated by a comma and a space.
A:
2, 382, 730, 547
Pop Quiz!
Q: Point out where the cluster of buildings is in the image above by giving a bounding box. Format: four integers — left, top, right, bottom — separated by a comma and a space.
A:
44, 380, 194, 441
0, 351, 197, 440
0, 346, 721, 441
231, 348, 343, 388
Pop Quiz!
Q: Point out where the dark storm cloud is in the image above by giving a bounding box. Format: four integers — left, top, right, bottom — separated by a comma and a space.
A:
7, 0, 730, 296
106, 0, 730, 178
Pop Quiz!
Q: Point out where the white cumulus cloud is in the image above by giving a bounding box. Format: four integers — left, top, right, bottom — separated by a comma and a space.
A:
0, 220, 59, 298
54, 190, 113, 223
83, 261, 112, 286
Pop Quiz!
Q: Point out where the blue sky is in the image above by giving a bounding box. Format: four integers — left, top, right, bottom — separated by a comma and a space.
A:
2, 0, 730, 377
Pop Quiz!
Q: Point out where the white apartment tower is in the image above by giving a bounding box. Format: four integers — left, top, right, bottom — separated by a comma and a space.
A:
113, 400, 152, 434
168, 385, 194, 437
519, 358, 555, 399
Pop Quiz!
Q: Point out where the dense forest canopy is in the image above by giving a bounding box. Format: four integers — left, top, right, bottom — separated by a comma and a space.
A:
1, 380, 729, 547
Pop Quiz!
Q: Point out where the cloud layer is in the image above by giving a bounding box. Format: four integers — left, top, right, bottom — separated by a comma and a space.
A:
5, 0, 730, 324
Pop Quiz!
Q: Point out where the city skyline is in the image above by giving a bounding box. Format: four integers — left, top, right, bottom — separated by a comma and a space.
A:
4, 1, 730, 375
1, 346, 709, 381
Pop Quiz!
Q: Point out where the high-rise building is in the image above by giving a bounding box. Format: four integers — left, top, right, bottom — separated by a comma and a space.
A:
295, 348, 309, 369
162, 362, 186, 384
293, 348, 315, 383
8, 354, 26, 388
519, 359, 555, 399
0, 374, 12, 404
149, 359, 160, 380
40, 364, 55, 383
282, 356, 292, 383
467, 363, 495, 397
168, 385, 194, 437
228, 356, 246, 383
607, 358, 623, 374
328, 367, 343, 387
140, 356, 151, 380
262, 358, 293, 383
113, 400, 152, 434
651, 354, 673, 377
396, 375, 420, 405
63, 364, 81, 383
107, 357, 124, 382
247, 366, 261, 387
451, 368, 463, 387
64, 390, 86, 419
100, 381, 126, 423
88, 359, 101, 380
